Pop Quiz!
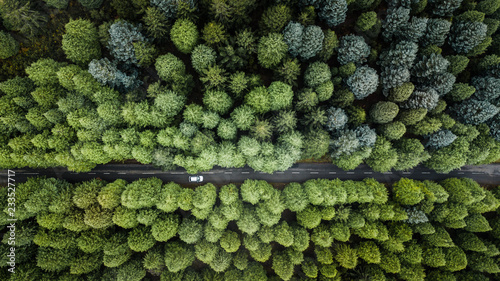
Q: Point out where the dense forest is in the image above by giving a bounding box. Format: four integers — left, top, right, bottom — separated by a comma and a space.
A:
0, 0, 500, 174
2, 176, 500, 280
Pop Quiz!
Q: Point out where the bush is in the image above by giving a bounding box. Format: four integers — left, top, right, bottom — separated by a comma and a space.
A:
0, 31, 18, 59
62, 19, 101, 65
170, 18, 198, 54
257, 33, 288, 69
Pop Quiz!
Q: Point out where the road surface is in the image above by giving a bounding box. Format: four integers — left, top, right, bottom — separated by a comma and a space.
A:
2, 163, 500, 186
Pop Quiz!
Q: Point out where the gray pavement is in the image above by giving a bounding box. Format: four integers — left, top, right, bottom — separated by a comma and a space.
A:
4, 163, 500, 185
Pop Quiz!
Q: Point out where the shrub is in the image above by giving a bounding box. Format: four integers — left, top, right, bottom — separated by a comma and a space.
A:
337, 35, 370, 65
257, 33, 288, 69
62, 19, 101, 65
170, 18, 198, 54
0, 31, 18, 59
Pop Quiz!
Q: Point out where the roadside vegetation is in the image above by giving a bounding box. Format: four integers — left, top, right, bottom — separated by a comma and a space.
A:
0, 0, 499, 174
2, 176, 500, 280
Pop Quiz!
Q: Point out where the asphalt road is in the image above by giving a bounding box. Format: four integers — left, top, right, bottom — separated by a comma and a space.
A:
3, 163, 500, 186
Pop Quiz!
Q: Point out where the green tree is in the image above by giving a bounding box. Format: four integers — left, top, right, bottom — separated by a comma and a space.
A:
203, 90, 233, 114
143, 7, 169, 40
220, 230, 241, 253
164, 241, 195, 272
202, 21, 227, 45
268, 81, 293, 111
259, 4, 291, 34
0, 31, 18, 59
370, 101, 399, 124
62, 19, 101, 65
128, 225, 155, 252
257, 33, 288, 69
272, 251, 294, 281
170, 18, 198, 54
365, 136, 398, 172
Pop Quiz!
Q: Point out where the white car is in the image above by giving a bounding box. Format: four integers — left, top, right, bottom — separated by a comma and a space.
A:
189, 175, 203, 183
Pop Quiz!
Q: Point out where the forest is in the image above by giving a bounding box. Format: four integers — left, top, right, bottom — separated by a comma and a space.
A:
1, 176, 500, 280
0, 0, 500, 174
